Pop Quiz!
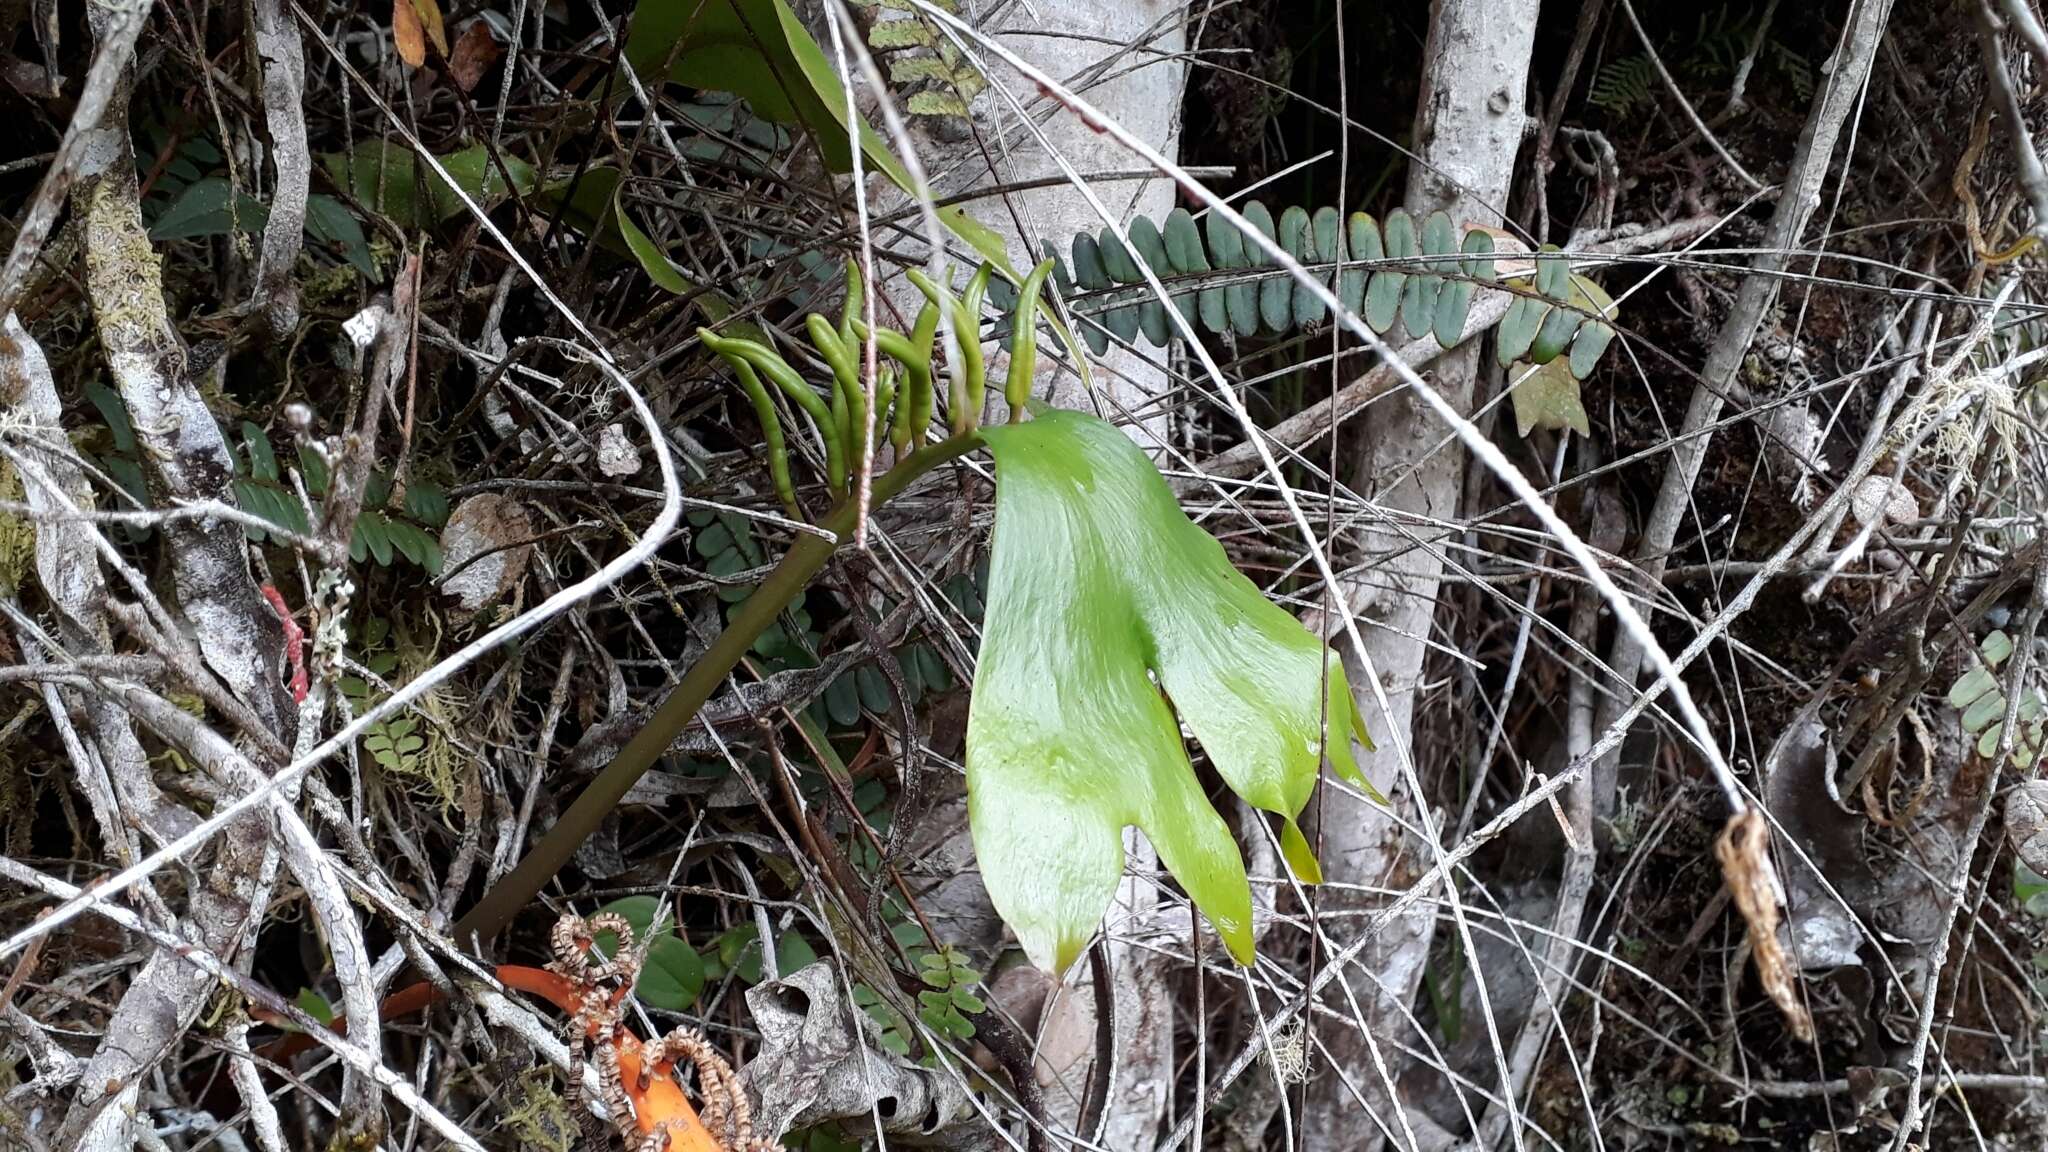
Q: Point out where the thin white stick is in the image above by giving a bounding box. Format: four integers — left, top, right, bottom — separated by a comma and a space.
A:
0, 858, 487, 1152
0, 12, 686, 964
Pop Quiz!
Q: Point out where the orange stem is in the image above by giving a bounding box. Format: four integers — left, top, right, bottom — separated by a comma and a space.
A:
256, 966, 720, 1149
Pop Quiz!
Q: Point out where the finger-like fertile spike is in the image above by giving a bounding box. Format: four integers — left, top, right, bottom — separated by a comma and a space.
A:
1005, 259, 1056, 419
700, 327, 844, 496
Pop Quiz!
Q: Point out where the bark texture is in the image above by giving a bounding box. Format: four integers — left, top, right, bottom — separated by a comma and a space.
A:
46, 7, 310, 1146
1304, 2, 1540, 1145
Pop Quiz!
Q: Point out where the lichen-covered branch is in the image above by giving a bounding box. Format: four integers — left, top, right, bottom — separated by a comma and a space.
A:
103, 680, 386, 1146
6, 291, 274, 1152
1, 5, 320, 1146
0, 0, 146, 319
75, 1, 295, 747
2, 314, 181, 872
0, 857, 481, 1152
321, 259, 417, 558
249, 0, 309, 336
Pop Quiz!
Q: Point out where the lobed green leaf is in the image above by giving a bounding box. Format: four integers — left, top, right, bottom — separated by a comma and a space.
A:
969, 410, 1374, 973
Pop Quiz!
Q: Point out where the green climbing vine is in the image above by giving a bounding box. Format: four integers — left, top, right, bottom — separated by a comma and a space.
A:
1042, 204, 1620, 393
1951, 630, 2045, 768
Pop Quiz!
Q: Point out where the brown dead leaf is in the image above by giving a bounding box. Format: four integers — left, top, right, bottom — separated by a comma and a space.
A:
1849, 475, 1920, 528
447, 19, 503, 93
392, 0, 447, 69
1508, 358, 1590, 438
1715, 808, 1815, 1042
392, 0, 424, 66
440, 493, 533, 618
1845, 1065, 1909, 1128
2006, 780, 2048, 879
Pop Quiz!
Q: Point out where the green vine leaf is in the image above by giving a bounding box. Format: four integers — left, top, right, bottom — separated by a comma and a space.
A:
148, 177, 269, 241
304, 194, 377, 279
357, 510, 395, 567
591, 895, 708, 1010
405, 481, 451, 528
1434, 228, 1493, 347
1502, 271, 1617, 438
704, 923, 816, 984
1307, 206, 1342, 325
968, 409, 1376, 973
1128, 214, 1173, 344
1377, 209, 1419, 336
613, 184, 693, 295
1565, 274, 1619, 380
1951, 630, 2045, 768
294, 988, 336, 1028
1261, 203, 1299, 332
85, 381, 136, 455
1276, 205, 1312, 328
1402, 209, 1454, 337
242, 422, 279, 483
321, 141, 535, 229
853, 984, 914, 1056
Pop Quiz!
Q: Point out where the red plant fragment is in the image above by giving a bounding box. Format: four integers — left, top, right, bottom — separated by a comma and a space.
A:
259, 584, 308, 703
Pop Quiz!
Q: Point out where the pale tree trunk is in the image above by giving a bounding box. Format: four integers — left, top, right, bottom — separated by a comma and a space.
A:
871, 3, 1187, 446
1305, 2, 1540, 1147
855, 3, 1189, 1147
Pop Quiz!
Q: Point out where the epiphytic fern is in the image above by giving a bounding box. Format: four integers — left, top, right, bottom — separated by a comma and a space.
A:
1589, 55, 1657, 117
1687, 5, 1814, 100
1684, 6, 1760, 80
1043, 204, 1618, 384
859, 0, 985, 120
1595, 5, 1813, 117
1766, 40, 1814, 102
